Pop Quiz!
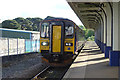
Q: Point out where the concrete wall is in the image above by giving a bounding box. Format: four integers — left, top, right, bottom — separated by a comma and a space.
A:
0, 37, 40, 56
0, 38, 25, 56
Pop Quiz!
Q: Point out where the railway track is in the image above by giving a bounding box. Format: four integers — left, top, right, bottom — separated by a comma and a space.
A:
31, 65, 69, 80
31, 51, 82, 80
31, 66, 50, 80
31, 48, 83, 80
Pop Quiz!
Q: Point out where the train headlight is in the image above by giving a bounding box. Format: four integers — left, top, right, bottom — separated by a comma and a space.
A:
41, 42, 48, 46
65, 43, 69, 46
65, 43, 73, 46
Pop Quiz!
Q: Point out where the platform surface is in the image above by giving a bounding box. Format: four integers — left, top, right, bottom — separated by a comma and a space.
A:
63, 41, 119, 80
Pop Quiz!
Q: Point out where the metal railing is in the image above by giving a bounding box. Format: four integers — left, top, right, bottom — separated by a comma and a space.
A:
0, 37, 40, 56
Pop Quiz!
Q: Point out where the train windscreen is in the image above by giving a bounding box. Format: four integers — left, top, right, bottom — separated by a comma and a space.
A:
41, 23, 49, 38
65, 22, 74, 38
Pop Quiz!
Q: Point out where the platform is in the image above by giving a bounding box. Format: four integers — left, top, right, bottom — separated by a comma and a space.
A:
63, 41, 119, 80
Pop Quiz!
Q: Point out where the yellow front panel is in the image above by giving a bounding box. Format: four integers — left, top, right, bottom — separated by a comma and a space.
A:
52, 26, 61, 52
64, 38, 75, 54
40, 38, 49, 52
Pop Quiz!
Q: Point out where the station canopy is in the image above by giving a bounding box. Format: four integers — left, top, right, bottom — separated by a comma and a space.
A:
67, 0, 108, 29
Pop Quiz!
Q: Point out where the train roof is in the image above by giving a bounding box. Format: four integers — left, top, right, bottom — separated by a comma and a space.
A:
43, 17, 84, 31
43, 17, 74, 22
41, 17, 85, 34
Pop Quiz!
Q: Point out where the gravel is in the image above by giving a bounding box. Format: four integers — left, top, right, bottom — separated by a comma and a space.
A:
2, 53, 48, 80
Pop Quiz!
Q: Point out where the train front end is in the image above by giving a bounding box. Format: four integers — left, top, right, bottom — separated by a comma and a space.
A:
40, 19, 75, 66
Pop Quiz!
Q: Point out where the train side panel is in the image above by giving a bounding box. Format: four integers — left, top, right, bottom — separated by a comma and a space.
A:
75, 26, 86, 52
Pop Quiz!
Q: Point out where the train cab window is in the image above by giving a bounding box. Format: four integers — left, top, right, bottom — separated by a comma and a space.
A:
65, 23, 74, 38
41, 23, 49, 38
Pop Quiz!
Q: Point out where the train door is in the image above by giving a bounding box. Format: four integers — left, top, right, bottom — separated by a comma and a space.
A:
49, 22, 64, 54
52, 26, 61, 52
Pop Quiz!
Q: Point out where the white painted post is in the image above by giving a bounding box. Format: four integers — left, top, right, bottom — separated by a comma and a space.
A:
25, 39, 26, 53
31, 39, 32, 52
104, 3, 112, 58
7, 38, 9, 56
17, 38, 18, 55
113, 2, 120, 51
35, 40, 37, 52
103, 5, 107, 45
106, 3, 112, 47
109, 2, 120, 66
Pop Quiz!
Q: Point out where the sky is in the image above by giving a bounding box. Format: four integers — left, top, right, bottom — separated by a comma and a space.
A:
0, 0, 83, 25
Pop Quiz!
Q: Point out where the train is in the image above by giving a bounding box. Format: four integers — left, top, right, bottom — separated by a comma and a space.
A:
39, 18, 86, 66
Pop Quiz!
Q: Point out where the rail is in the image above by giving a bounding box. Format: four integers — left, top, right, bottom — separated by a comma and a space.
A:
31, 66, 50, 80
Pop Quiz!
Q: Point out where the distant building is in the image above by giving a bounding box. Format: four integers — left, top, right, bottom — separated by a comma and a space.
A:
0, 28, 40, 40
0, 28, 40, 56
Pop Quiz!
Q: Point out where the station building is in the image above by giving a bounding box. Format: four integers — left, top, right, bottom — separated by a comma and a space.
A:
0, 28, 40, 56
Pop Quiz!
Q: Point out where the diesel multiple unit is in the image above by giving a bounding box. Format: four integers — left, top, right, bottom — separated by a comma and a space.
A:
40, 18, 85, 65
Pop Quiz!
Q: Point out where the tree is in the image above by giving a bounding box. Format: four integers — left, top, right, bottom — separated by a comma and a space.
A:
26, 17, 32, 21
1, 17, 43, 31
14, 17, 24, 22
85, 29, 94, 39
22, 19, 33, 30
26, 17, 43, 31
78, 25, 95, 40
14, 17, 33, 30
14, 17, 25, 30
79, 25, 86, 30
2, 20, 20, 29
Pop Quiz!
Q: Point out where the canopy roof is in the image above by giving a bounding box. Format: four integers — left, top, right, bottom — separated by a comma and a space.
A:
67, 1, 107, 29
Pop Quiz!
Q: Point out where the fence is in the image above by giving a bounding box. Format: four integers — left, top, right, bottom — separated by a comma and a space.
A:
25, 39, 40, 52
0, 37, 40, 56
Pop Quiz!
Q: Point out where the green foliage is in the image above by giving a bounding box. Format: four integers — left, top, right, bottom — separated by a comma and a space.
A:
2, 20, 20, 29
79, 25, 95, 41
79, 25, 86, 30
2, 17, 43, 31
26, 17, 42, 31
14, 17, 33, 30
87, 36, 95, 41
14, 17, 25, 23
85, 29, 94, 39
